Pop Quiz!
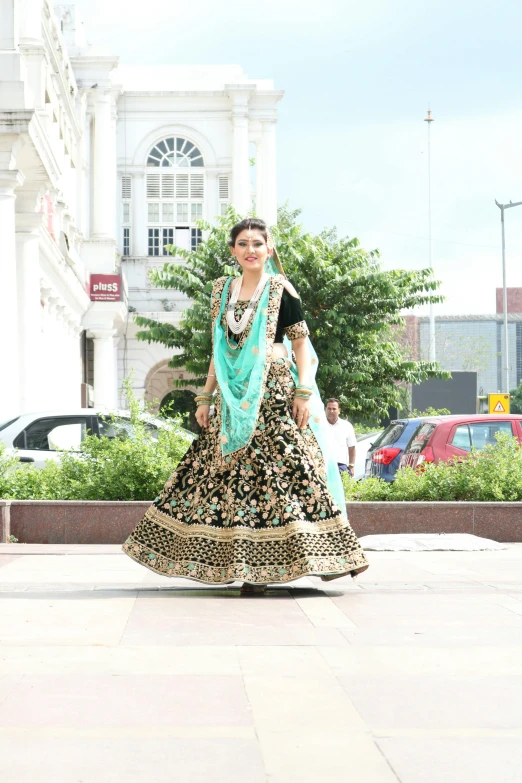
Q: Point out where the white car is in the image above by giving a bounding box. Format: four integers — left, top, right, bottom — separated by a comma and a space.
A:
354, 431, 383, 480
0, 409, 191, 469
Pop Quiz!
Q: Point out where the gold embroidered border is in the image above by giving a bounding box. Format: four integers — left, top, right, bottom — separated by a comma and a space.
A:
284, 320, 310, 340
122, 538, 369, 585
144, 503, 353, 541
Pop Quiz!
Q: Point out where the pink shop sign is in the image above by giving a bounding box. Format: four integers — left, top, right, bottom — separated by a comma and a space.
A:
89, 274, 121, 302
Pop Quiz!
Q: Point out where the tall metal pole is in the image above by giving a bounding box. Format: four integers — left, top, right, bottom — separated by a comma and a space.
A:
424, 109, 436, 361
495, 199, 522, 393
500, 204, 509, 395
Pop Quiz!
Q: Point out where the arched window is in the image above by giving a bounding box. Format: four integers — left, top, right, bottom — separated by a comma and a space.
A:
146, 136, 205, 256
147, 137, 204, 168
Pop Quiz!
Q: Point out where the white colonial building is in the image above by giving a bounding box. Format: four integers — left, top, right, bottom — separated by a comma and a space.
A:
0, 0, 283, 418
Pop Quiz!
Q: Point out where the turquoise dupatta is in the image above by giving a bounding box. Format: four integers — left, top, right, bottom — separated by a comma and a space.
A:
213, 276, 271, 457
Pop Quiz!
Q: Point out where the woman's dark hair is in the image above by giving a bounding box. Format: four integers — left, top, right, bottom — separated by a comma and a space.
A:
228, 218, 268, 247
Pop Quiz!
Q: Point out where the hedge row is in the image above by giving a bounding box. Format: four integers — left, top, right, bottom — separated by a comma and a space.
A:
344, 433, 522, 502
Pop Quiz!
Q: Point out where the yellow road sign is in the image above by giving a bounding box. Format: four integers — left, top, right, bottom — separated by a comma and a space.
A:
488, 394, 510, 414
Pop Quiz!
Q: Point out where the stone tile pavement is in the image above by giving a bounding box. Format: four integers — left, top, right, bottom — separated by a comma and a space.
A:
1, 543, 522, 782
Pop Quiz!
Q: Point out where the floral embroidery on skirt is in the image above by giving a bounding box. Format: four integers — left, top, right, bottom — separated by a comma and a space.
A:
122, 360, 369, 584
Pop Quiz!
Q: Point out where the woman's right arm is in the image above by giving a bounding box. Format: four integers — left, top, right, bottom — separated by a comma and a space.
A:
195, 357, 217, 428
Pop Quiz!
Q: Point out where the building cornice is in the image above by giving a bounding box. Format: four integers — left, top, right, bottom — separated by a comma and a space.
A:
70, 55, 120, 72
119, 90, 254, 99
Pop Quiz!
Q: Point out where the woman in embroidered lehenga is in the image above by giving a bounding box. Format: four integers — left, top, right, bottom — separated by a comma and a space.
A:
122, 218, 369, 592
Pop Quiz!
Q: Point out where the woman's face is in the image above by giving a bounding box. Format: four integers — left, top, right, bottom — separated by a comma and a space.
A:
231, 229, 271, 274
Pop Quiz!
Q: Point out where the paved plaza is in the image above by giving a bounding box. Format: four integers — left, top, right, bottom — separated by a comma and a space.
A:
1, 543, 522, 782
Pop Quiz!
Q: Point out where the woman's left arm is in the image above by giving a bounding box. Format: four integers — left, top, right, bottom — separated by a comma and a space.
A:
292, 337, 312, 429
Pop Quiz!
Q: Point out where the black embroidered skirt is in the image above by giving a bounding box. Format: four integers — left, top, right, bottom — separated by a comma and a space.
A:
122, 360, 369, 584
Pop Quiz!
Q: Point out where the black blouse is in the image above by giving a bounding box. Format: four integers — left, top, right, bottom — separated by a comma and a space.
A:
228, 283, 310, 347
274, 288, 309, 342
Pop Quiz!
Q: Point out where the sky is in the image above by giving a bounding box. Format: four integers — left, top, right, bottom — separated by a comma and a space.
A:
71, 0, 522, 315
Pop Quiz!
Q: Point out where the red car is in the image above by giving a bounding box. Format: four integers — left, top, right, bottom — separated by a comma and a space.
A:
399, 414, 522, 470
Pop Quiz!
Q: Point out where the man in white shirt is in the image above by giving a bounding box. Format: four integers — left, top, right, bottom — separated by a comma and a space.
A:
325, 398, 357, 476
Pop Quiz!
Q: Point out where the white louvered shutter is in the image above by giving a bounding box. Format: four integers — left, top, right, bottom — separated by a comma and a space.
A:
190, 172, 204, 199
175, 173, 189, 199
218, 176, 229, 200
161, 173, 174, 198
146, 173, 160, 198
122, 176, 132, 198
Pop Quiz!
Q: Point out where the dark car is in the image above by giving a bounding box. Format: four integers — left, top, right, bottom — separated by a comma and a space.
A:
364, 417, 430, 481
399, 414, 522, 470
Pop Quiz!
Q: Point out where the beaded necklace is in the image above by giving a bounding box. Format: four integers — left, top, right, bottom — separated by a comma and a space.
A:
226, 273, 269, 335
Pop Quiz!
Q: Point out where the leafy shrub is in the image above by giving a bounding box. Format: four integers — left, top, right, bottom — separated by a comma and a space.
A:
344, 432, 522, 502
353, 423, 381, 436
342, 471, 391, 501
0, 442, 20, 498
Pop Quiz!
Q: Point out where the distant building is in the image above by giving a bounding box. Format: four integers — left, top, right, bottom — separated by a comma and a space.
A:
404, 289, 522, 395
0, 1, 283, 417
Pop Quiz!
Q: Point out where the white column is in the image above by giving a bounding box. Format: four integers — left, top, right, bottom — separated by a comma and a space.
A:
132, 171, 146, 256
91, 328, 118, 409
15, 213, 43, 412
19, 0, 43, 44
39, 283, 53, 407
18, 0, 45, 111
92, 89, 113, 237
0, 0, 18, 49
55, 305, 70, 406
231, 100, 251, 215
0, 171, 24, 415
261, 120, 278, 227
76, 95, 87, 236
84, 105, 93, 238
110, 100, 118, 239
254, 137, 264, 219
63, 315, 82, 406
46, 295, 63, 406
0, 1, 26, 108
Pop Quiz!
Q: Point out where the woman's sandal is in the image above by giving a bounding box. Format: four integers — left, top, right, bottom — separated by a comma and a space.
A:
240, 582, 267, 595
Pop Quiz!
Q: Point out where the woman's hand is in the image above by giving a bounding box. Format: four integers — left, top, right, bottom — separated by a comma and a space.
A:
196, 404, 211, 428
292, 396, 311, 430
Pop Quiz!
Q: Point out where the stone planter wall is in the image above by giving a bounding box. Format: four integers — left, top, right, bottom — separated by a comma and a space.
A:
1, 499, 522, 544
2, 500, 149, 545
346, 502, 522, 542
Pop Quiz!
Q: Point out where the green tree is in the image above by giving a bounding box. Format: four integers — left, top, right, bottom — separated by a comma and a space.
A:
510, 381, 522, 414
135, 206, 445, 420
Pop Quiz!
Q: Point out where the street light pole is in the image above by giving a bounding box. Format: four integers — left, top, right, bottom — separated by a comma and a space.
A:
424, 109, 436, 361
495, 199, 522, 394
